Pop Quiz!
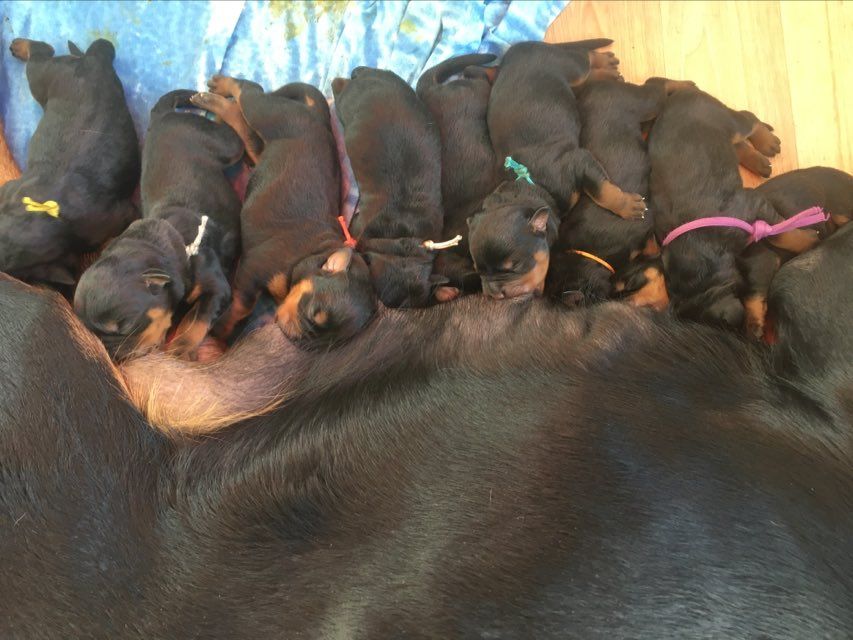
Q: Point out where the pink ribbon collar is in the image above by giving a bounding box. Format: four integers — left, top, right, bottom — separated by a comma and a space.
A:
661, 206, 828, 247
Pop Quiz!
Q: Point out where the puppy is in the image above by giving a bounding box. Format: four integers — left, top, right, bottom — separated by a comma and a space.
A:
0, 38, 139, 288
648, 86, 820, 336
74, 90, 243, 361
471, 40, 646, 299
487, 39, 645, 216
333, 67, 454, 307
193, 78, 376, 347
546, 76, 694, 308
757, 166, 852, 234
416, 53, 500, 294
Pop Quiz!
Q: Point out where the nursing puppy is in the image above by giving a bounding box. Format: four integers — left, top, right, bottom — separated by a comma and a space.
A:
0, 38, 139, 287
416, 53, 500, 294
74, 90, 243, 361
547, 76, 694, 308
472, 39, 645, 299
649, 87, 819, 336
333, 67, 454, 307
193, 78, 376, 347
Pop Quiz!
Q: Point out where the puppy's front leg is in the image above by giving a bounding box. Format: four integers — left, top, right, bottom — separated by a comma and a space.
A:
191, 91, 263, 165
734, 141, 772, 178
167, 249, 232, 360
737, 244, 781, 340
573, 149, 646, 220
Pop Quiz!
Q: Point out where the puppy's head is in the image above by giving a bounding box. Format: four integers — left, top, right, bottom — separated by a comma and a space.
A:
0, 205, 72, 284
359, 237, 443, 308
467, 189, 558, 300
276, 248, 376, 348
663, 242, 744, 329
73, 220, 188, 361
544, 251, 614, 307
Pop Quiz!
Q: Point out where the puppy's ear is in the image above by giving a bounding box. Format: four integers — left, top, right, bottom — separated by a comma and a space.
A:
142, 269, 171, 294
322, 248, 354, 274
528, 207, 551, 235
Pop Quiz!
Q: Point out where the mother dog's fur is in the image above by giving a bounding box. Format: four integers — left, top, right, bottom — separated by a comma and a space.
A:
0, 262, 851, 637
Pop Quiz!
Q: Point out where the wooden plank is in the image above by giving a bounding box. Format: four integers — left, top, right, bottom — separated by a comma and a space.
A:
780, 1, 842, 170
545, 1, 666, 84
825, 0, 853, 172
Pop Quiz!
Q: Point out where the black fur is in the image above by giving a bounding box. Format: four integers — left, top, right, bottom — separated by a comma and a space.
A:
333, 67, 447, 308
417, 53, 500, 293
1, 244, 852, 636
547, 77, 691, 305
74, 90, 243, 360
0, 38, 139, 287
205, 79, 376, 348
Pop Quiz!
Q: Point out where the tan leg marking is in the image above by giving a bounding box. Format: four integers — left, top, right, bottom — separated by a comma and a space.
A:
743, 294, 767, 340
592, 181, 646, 220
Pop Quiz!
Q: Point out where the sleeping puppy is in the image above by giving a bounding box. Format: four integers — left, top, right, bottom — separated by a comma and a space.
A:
0, 38, 139, 288
416, 53, 500, 294
193, 78, 376, 347
471, 39, 646, 300
546, 76, 694, 308
486, 39, 645, 217
757, 166, 852, 234
648, 86, 820, 336
333, 67, 455, 307
74, 90, 243, 361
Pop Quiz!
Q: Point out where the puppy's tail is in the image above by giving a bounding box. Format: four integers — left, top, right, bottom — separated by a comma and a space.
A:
416, 53, 498, 96
554, 38, 613, 50
67, 40, 84, 56
150, 89, 199, 117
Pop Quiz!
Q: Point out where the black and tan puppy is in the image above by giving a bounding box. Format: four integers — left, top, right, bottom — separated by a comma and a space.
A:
416, 53, 500, 294
333, 66, 455, 307
193, 77, 376, 347
757, 166, 852, 233
546, 76, 694, 309
0, 38, 139, 288
471, 39, 645, 299
649, 87, 820, 336
74, 90, 242, 360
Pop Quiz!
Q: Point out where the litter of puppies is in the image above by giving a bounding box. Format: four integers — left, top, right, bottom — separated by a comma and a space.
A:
2, 37, 850, 364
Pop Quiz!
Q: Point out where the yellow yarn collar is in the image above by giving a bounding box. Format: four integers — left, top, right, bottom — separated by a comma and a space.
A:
22, 197, 60, 218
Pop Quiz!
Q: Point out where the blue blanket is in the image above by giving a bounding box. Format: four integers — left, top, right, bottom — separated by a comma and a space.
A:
0, 0, 567, 166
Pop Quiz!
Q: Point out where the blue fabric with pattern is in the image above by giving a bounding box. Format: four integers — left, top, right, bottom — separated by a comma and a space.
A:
0, 0, 567, 166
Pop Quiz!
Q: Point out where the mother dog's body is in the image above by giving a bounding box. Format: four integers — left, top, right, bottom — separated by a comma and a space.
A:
0, 237, 851, 637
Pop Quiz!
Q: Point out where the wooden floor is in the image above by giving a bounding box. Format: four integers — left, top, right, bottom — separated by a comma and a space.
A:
546, 0, 853, 187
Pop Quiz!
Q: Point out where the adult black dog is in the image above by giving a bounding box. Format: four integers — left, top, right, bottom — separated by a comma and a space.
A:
0, 38, 139, 288
1, 233, 851, 638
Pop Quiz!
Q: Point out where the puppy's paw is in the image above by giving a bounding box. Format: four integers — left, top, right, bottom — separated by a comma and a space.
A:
208, 74, 237, 97
749, 123, 782, 157
590, 50, 619, 70
741, 150, 772, 178
10, 38, 32, 61
743, 295, 767, 341
616, 192, 648, 221
165, 319, 210, 361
